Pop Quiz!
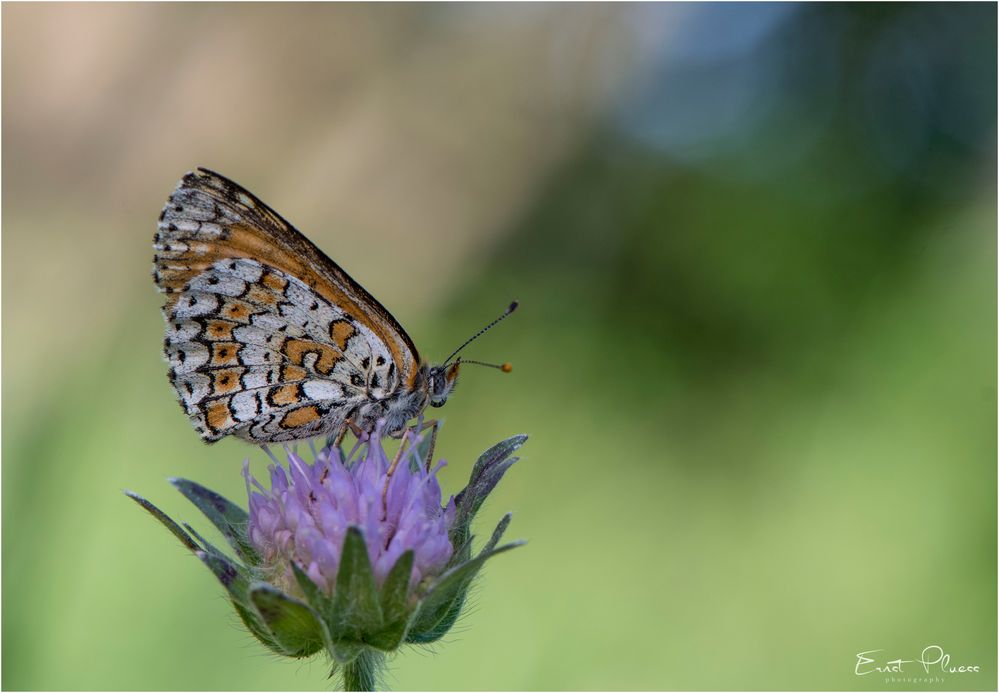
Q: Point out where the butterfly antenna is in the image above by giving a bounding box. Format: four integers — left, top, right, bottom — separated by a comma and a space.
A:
461, 359, 513, 373
442, 301, 518, 366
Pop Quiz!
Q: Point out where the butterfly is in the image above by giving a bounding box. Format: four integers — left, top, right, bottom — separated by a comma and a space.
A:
153, 168, 515, 444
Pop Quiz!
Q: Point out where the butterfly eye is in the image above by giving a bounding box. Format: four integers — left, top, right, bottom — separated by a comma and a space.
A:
428, 368, 442, 390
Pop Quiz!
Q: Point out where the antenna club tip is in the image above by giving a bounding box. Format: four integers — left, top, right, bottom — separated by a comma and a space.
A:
508, 300, 519, 313
501, 362, 513, 373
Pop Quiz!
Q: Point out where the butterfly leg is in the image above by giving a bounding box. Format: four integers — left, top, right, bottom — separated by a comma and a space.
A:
332, 425, 350, 449
389, 419, 440, 475
420, 419, 441, 471
381, 419, 440, 511
386, 428, 414, 479
331, 419, 365, 449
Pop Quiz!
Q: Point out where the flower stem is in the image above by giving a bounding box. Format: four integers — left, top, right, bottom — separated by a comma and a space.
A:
341, 649, 384, 692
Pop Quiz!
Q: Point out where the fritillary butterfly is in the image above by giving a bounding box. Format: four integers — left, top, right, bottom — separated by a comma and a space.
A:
153, 168, 514, 444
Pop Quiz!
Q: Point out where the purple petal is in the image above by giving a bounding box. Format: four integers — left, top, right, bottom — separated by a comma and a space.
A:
243, 425, 458, 594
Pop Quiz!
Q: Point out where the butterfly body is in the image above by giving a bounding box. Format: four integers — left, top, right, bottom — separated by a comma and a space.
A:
153, 168, 459, 444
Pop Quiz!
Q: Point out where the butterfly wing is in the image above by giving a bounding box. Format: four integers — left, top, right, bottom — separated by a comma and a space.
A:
153, 169, 421, 443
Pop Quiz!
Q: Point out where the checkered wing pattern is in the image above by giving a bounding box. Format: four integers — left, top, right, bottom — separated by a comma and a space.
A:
153, 169, 421, 443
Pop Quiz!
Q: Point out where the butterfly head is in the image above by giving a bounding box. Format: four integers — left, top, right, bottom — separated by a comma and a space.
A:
423, 301, 518, 409
427, 362, 461, 408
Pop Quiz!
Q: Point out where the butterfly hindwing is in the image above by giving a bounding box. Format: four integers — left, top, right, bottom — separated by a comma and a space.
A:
155, 168, 419, 378
155, 170, 415, 443
163, 261, 395, 442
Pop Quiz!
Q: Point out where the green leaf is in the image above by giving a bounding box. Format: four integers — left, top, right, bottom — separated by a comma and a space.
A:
232, 601, 282, 652
195, 550, 281, 652
379, 550, 414, 625
459, 435, 527, 514
406, 591, 467, 644
249, 584, 325, 657
331, 527, 383, 636
327, 639, 364, 666
124, 491, 200, 552
195, 549, 250, 602
408, 518, 516, 644
126, 490, 287, 655
407, 541, 522, 642
182, 522, 237, 563
170, 478, 261, 565
291, 561, 332, 615
481, 513, 512, 556
450, 512, 514, 570
365, 551, 415, 650
450, 435, 526, 559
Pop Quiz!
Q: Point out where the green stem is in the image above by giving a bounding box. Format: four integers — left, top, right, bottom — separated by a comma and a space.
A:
341, 649, 384, 692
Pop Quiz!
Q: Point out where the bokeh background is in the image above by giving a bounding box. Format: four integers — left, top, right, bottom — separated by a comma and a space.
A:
3, 3, 995, 690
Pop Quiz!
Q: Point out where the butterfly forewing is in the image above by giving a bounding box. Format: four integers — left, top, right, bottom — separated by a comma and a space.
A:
154, 169, 420, 443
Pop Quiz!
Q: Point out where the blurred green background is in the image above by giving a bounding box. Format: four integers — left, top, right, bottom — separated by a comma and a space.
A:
3, 3, 995, 690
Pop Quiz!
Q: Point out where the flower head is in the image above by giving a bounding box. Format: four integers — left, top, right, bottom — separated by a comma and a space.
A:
127, 423, 526, 689
244, 426, 456, 595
